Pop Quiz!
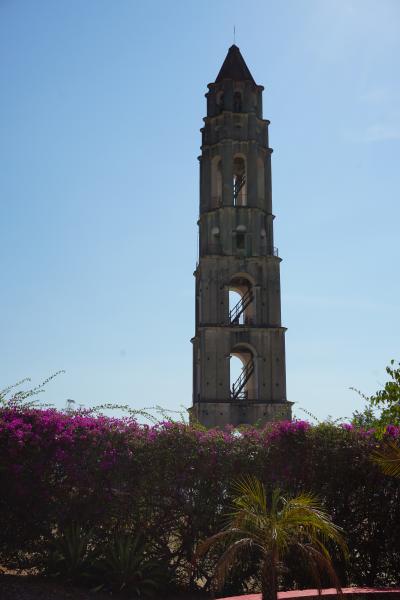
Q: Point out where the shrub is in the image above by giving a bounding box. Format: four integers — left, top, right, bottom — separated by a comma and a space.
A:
0, 408, 399, 593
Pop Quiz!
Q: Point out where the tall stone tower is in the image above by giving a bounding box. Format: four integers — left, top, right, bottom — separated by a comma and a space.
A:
191, 45, 292, 428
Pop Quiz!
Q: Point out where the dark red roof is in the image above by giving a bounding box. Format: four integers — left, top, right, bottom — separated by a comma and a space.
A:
215, 45, 256, 84
218, 587, 400, 600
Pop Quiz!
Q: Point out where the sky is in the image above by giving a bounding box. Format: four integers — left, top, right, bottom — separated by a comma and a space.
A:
1, 0, 399, 421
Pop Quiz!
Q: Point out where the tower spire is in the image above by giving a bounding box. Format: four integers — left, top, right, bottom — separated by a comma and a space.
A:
215, 44, 256, 84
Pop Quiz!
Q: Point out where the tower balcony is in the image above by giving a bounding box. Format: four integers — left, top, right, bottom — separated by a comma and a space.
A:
200, 246, 279, 258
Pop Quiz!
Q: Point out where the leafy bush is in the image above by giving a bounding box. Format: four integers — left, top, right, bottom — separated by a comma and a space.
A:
0, 408, 399, 593
352, 360, 400, 431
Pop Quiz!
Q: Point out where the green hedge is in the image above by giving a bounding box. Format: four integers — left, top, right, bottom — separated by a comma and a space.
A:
0, 408, 399, 595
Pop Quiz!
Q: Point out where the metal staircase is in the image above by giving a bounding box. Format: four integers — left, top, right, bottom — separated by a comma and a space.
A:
230, 358, 254, 401
229, 289, 253, 325
233, 173, 246, 204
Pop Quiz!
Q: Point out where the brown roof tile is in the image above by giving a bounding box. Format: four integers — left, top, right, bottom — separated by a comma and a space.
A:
215, 45, 256, 84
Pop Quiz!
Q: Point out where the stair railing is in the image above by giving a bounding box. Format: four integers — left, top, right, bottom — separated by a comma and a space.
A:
231, 358, 254, 400
229, 288, 253, 324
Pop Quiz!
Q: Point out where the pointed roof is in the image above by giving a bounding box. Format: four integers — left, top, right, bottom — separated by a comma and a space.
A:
215, 45, 256, 84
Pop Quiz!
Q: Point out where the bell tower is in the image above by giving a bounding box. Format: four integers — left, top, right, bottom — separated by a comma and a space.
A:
191, 45, 292, 428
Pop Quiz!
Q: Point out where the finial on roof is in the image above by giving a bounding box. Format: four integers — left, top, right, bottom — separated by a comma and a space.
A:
215, 45, 256, 84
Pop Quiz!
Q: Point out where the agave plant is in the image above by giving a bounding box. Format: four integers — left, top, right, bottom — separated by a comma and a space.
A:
95, 532, 161, 597
46, 522, 93, 581
197, 476, 348, 600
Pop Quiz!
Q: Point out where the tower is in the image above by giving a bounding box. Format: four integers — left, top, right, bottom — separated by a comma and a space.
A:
191, 45, 292, 428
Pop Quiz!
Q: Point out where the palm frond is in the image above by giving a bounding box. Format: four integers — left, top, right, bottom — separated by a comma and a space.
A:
196, 529, 239, 558
372, 441, 400, 478
213, 537, 255, 590
231, 475, 267, 514
281, 495, 348, 557
297, 542, 342, 594
197, 477, 347, 598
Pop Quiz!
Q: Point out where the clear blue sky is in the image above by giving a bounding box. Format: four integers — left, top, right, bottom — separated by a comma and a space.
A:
1, 0, 399, 421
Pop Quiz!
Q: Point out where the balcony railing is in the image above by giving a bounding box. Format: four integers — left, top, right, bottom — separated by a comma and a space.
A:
194, 397, 262, 403
201, 245, 279, 257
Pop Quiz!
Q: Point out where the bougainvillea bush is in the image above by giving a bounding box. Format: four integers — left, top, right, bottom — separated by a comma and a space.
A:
1, 408, 400, 595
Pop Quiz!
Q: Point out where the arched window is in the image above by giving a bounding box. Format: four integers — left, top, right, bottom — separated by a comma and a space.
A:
229, 290, 243, 324
230, 345, 256, 401
234, 224, 246, 252
216, 91, 224, 114
233, 91, 242, 112
228, 275, 254, 325
233, 156, 246, 206
236, 232, 245, 250
211, 157, 222, 207
230, 355, 244, 394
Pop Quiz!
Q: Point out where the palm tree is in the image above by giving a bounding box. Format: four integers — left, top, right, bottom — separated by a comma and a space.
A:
373, 440, 400, 478
197, 476, 348, 600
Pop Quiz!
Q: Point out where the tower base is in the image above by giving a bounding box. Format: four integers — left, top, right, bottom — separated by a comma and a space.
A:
189, 401, 292, 429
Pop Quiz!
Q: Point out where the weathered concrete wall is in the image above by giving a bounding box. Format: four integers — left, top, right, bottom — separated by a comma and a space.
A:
192, 401, 292, 429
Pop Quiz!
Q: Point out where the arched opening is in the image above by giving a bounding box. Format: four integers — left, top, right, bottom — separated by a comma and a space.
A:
211, 157, 222, 207
233, 91, 242, 112
216, 91, 224, 114
228, 275, 254, 325
230, 345, 256, 401
229, 290, 243, 324
230, 355, 244, 394
234, 224, 247, 253
233, 156, 246, 206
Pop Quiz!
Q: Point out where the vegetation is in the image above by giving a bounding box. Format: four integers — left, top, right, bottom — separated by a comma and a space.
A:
46, 523, 93, 582
1, 363, 400, 596
352, 360, 400, 432
0, 371, 64, 409
373, 440, 400, 479
197, 476, 347, 600
45, 525, 163, 596
94, 533, 164, 596
1, 408, 400, 595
